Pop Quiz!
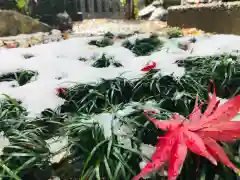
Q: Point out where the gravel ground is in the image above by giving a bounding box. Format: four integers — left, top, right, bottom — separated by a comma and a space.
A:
72, 19, 168, 36
0, 19, 168, 48
0, 19, 205, 49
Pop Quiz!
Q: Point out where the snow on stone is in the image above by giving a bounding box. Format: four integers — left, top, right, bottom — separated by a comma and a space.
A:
45, 136, 69, 164
0, 33, 240, 117
0, 131, 10, 156
138, 4, 156, 17
91, 112, 132, 137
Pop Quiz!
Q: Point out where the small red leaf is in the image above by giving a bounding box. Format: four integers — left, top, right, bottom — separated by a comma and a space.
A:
141, 61, 156, 72
7, 43, 17, 49
56, 88, 67, 96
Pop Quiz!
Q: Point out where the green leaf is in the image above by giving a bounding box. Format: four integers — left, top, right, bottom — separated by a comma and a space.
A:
104, 156, 113, 179
0, 161, 21, 180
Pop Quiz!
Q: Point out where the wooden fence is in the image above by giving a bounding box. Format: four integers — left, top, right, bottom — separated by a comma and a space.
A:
0, 0, 126, 23
72, 0, 125, 19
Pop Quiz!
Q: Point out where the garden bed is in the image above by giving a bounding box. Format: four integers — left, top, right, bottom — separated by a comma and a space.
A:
0, 30, 240, 180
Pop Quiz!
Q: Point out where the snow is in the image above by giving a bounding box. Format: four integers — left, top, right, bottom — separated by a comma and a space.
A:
91, 112, 132, 137
0, 33, 240, 117
45, 136, 69, 164
138, 4, 156, 17
186, 34, 240, 56
0, 131, 10, 156
91, 113, 114, 138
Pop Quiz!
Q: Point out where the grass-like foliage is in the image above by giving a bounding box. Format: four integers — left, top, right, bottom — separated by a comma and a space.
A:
88, 37, 114, 48
0, 96, 50, 180
92, 54, 123, 68
0, 70, 38, 86
78, 54, 123, 68
22, 54, 35, 59
60, 77, 133, 114
122, 34, 164, 56
104, 31, 140, 40
60, 54, 240, 116
166, 27, 183, 39
176, 54, 240, 98
63, 113, 140, 179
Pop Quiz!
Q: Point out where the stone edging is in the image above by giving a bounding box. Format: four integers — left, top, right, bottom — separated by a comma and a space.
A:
168, 1, 240, 35
0, 30, 67, 48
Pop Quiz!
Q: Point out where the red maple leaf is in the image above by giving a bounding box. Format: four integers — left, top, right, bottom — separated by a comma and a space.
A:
141, 61, 156, 72
56, 88, 67, 96
133, 81, 240, 180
